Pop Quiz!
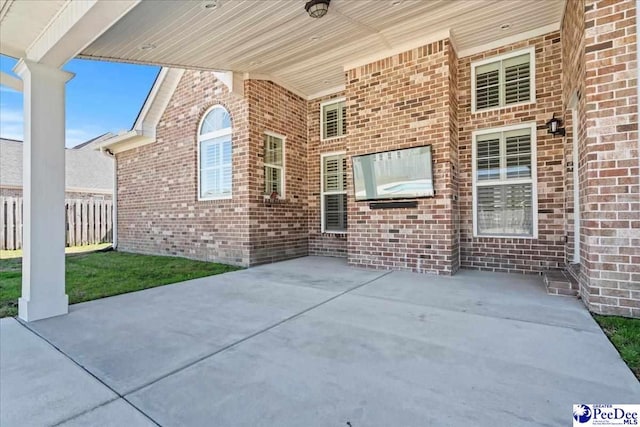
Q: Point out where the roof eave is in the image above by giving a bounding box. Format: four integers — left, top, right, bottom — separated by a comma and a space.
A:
98, 130, 154, 154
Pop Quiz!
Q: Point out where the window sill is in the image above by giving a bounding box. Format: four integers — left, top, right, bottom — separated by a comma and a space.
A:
320, 135, 346, 143
322, 230, 347, 235
473, 233, 537, 240
198, 195, 232, 201
471, 100, 536, 115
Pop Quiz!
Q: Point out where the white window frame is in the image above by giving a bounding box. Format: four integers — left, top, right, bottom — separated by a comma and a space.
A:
320, 151, 347, 234
263, 131, 286, 198
471, 47, 536, 114
320, 97, 346, 142
471, 122, 538, 239
197, 105, 233, 201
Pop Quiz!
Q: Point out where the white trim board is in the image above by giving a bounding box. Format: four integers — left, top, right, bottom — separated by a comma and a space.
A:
471, 122, 538, 239
343, 29, 453, 71
470, 46, 536, 114
263, 130, 287, 199
458, 23, 560, 58
320, 151, 348, 234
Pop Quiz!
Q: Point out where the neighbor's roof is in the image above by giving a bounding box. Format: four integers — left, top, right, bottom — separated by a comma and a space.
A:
71, 132, 115, 150
0, 137, 114, 192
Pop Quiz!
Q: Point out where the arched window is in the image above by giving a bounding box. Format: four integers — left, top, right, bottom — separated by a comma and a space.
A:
198, 105, 232, 200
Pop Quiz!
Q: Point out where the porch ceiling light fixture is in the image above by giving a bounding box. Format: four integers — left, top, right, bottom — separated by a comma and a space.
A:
201, 0, 220, 10
546, 113, 565, 137
305, 0, 330, 18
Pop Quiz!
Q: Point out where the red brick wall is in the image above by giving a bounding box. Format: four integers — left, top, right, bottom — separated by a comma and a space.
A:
116, 70, 252, 266
458, 32, 566, 273
245, 80, 309, 264
582, 0, 639, 317
307, 93, 348, 258
116, 73, 309, 266
345, 40, 459, 274
449, 42, 461, 272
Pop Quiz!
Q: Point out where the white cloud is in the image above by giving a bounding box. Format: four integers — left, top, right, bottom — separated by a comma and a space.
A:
0, 86, 19, 94
0, 106, 103, 147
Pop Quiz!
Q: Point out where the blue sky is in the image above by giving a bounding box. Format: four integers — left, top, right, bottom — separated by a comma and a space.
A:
0, 55, 159, 147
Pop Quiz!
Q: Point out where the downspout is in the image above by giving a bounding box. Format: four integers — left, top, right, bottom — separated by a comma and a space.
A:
100, 147, 117, 249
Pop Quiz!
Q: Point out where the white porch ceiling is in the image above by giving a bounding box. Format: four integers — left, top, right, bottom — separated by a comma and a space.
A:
1, 0, 565, 98
0, 0, 67, 58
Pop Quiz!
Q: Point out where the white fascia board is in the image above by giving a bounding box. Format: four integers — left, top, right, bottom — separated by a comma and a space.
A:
0, 71, 22, 92
343, 29, 452, 71
133, 68, 169, 131
98, 131, 154, 154
307, 85, 346, 101
212, 70, 245, 98
458, 23, 560, 58
138, 68, 184, 137
26, 0, 140, 68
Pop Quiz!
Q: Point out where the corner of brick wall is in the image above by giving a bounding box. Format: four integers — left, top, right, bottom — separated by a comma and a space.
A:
245, 80, 309, 265
581, 0, 639, 318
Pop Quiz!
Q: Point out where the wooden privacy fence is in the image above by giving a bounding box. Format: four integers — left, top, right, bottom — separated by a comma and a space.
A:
0, 197, 113, 250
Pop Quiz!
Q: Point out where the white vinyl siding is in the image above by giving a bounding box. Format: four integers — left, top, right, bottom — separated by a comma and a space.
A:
264, 133, 285, 196
321, 99, 346, 140
472, 123, 537, 238
321, 152, 347, 233
198, 105, 232, 200
472, 48, 535, 113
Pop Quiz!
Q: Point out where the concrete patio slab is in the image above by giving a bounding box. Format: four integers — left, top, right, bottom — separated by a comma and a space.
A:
128, 277, 639, 427
5, 257, 639, 426
57, 399, 155, 427
352, 269, 600, 331
25, 258, 387, 395
0, 318, 116, 427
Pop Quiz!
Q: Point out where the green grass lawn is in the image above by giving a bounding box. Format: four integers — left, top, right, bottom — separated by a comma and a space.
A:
594, 314, 640, 380
0, 250, 240, 318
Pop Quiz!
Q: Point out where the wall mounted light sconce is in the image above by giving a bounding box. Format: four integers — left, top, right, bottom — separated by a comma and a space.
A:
546, 113, 565, 136
305, 0, 330, 18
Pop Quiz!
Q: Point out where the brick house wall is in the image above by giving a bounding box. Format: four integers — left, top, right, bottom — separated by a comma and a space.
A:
113, 0, 638, 317
117, 70, 253, 266
581, 0, 639, 316
458, 32, 566, 273
344, 40, 459, 274
562, 0, 589, 289
117, 73, 309, 266
307, 92, 348, 258
246, 80, 309, 264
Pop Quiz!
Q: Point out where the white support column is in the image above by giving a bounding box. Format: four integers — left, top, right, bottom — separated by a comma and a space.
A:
14, 59, 74, 322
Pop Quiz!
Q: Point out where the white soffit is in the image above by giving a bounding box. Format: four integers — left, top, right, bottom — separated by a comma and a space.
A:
0, 0, 67, 58
78, 0, 564, 98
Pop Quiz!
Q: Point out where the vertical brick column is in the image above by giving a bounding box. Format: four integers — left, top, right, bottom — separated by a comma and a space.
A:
344, 39, 459, 274
583, 0, 639, 316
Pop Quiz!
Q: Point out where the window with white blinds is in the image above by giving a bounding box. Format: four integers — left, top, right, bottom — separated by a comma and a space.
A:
198, 105, 232, 200
473, 124, 537, 237
321, 153, 347, 233
472, 49, 534, 112
321, 99, 346, 140
264, 133, 285, 196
